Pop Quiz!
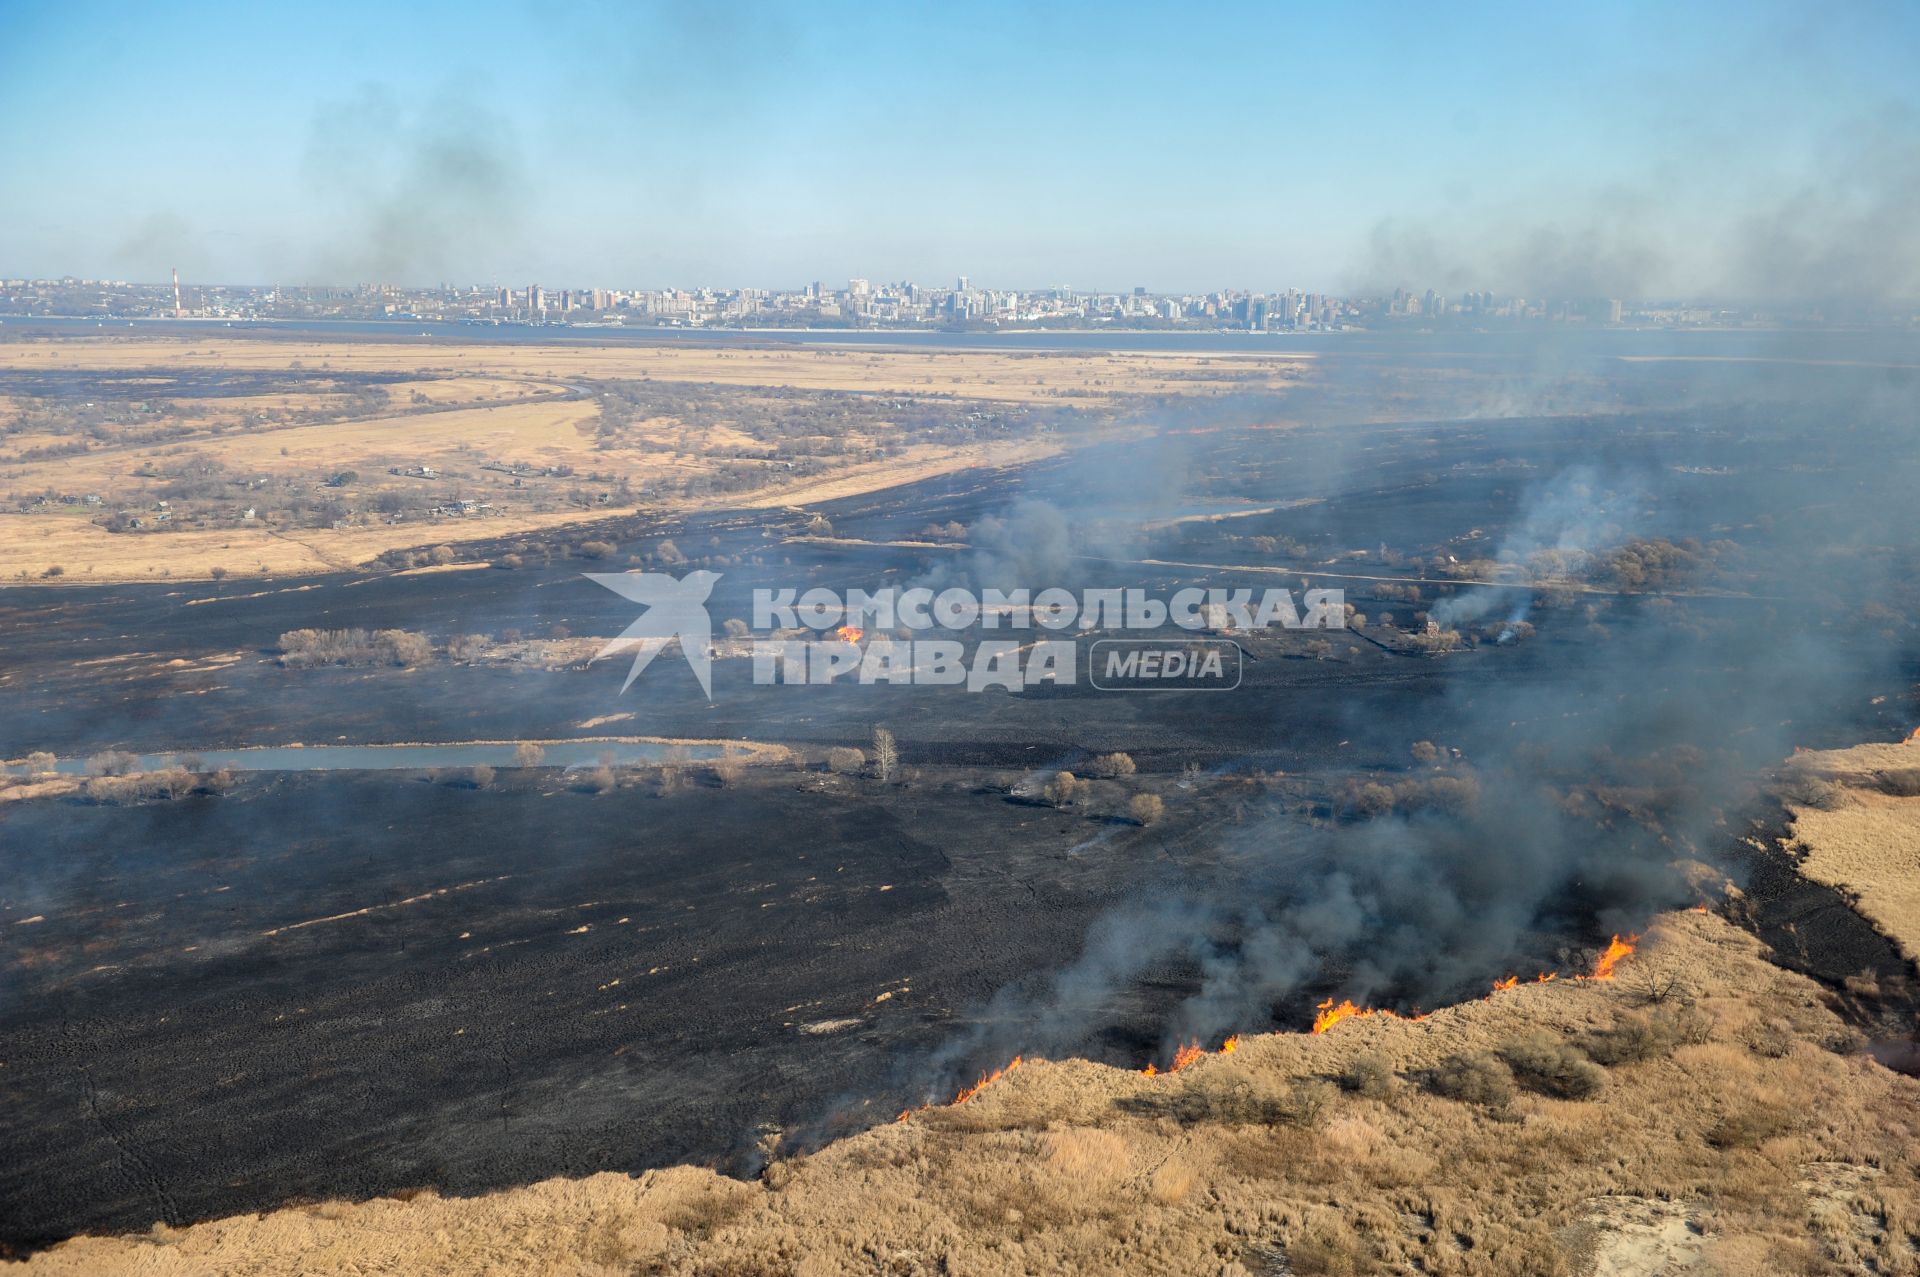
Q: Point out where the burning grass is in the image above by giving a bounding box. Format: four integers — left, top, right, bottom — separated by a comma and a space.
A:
21, 909, 1920, 1276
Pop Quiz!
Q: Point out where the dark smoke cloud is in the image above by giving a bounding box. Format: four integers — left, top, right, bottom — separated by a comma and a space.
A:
108, 211, 213, 282
300, 86, 529, 284
918, 342, 1920, 1090
1348, 104, 1920, 306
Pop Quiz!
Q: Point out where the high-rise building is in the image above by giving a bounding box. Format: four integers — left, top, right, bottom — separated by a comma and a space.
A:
529, 285, 545, 311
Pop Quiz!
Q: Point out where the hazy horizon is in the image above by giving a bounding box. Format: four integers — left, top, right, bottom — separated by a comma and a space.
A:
3, 1, 1918, 302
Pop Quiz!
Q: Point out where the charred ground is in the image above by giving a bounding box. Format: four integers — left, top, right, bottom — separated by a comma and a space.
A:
2, 337, 1917, 1251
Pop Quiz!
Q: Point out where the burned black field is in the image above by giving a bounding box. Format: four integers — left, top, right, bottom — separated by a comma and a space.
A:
3, 369, 1918, 1250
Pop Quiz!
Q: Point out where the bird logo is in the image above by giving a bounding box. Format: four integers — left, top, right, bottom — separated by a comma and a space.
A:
586, 570, 721, 698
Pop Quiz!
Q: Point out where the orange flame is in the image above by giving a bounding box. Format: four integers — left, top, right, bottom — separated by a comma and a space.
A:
834, 625, 865, 643
1585, 934, 1637, 981
1312, 998, 1365, 1033
1906, 725, 1920, 745
951, 1055, 1022, 1105
898, 1053, 1025, 1122
1491, 975, 1519, 992
1142, 1034, 1241, 1076
1312, 998, 1427, 1033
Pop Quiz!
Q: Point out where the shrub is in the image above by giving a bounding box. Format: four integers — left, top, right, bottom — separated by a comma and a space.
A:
1348, 781, 1395, 817
82, 768, 193, 804
1129, 793, 1165, 826
1169, 1074, 1331, 1128
1427, 1052, 1515, 1107
1090, 751, 1136, 777
86, 750, 140, 777
1280, 1078, 1339, 1128
1707, 1103, 1795, 1149
1777, 771, 1846, 809
278, 628, 435, 668
1498, 1032, 1606, 1099
1341, 1052, 1396, 1099
1285, 1223, 1368, 1277
1744, 1021, 1797, 1059
1874, 768, 1920, 798
1583, 1008, 1714, 1065
826, 746, 865, 774
577, 540, 617, 560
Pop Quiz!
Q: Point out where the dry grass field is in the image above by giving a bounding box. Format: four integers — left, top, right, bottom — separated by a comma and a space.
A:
17, 909, 1917, 1277
1785, 740, 1920, 962
0, 336, 1310, 402
0, 334, 1307, 582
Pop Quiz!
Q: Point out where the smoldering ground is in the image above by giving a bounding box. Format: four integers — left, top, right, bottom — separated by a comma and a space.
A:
903, 340, 1920, 1096
3, 332, 1916, 1238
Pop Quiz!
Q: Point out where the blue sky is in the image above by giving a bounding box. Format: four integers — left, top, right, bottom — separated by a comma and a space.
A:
2, 1, 1916, 295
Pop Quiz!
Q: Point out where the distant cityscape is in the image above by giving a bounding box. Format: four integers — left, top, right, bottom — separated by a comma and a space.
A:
0, 275, 1906, 331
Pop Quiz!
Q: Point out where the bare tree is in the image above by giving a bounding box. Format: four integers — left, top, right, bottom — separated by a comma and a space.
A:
1044, 771, 1083, 807
512, 742, 547, 768
827, 746, 865, 774
1130, 793, 1165, 826
872, 727, 898, 782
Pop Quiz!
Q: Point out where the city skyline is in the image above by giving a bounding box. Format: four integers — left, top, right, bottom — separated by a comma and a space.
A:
4, 274, 1775, 331
3, 2, 1918, 301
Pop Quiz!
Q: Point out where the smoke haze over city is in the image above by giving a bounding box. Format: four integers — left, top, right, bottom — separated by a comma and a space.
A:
3, 0, 1917, 300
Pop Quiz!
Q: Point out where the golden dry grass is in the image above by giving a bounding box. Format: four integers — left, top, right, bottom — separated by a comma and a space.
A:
0, 336, 1307, 403
1786, 741, 1920, 961
2, 333, 1280, 581
19, 910, 1918, 1276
